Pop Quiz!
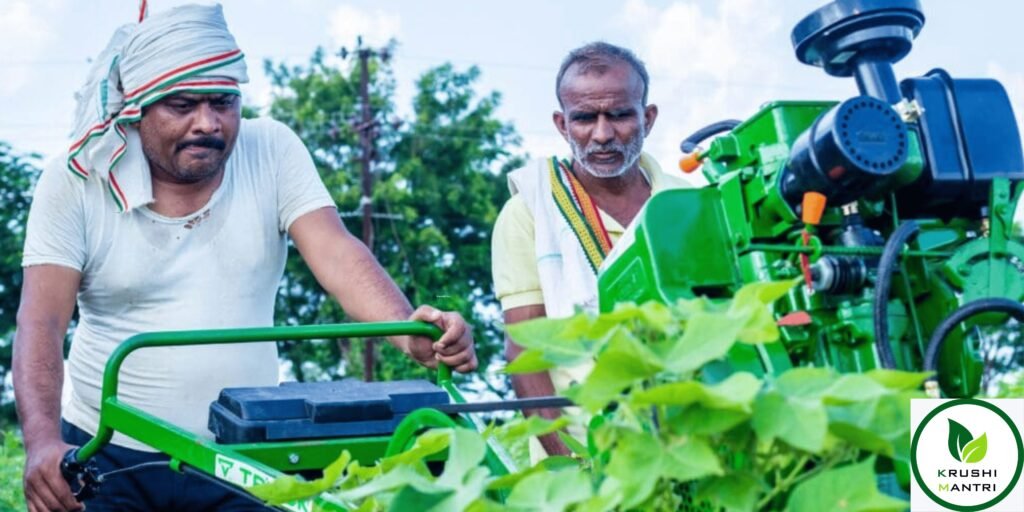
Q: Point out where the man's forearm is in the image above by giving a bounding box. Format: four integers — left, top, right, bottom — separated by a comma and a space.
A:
13, 325, 66, 450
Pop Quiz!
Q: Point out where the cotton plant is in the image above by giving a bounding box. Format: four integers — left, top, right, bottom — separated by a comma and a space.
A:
253, 280, 925, 511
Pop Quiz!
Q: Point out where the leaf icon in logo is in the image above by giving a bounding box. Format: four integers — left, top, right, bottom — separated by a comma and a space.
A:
948, 419, 973, 462
962, 433, 988, 464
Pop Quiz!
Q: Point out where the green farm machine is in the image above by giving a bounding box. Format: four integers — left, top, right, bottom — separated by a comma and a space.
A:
60, 0, 1023, 509
600, 0, 1024, 397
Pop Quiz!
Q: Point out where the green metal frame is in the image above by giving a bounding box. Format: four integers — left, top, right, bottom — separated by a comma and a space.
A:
75, 321, 516, 511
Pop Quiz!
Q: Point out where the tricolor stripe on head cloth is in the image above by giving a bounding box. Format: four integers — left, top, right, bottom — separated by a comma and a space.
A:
66, 3, 248, 213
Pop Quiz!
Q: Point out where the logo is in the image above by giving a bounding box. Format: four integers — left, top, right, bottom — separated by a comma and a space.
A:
911, 399, 1024, 511
948, 419, 988, 464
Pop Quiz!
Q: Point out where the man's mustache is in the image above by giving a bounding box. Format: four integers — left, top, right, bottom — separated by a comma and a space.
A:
176, 136, 226, 152
586, 142, 626, 155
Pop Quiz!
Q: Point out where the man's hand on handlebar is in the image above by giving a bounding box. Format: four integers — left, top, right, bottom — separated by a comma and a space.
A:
23, 439, 83, 512
407, 306, 478, 373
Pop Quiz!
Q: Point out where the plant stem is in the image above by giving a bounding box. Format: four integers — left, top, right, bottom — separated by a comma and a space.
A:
756, 454, 810, 510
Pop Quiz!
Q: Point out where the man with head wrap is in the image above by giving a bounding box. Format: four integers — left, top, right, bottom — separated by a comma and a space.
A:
491, 42, 687, 458
14, 4, 477, 511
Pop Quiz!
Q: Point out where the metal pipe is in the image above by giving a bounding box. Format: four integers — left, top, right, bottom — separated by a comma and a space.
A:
77, 321, 443, 462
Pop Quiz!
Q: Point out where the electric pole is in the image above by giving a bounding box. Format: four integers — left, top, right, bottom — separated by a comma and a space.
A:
341, 37, 392, 382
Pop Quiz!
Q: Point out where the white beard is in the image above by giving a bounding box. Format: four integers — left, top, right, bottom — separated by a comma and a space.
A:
568, 122, 645, 178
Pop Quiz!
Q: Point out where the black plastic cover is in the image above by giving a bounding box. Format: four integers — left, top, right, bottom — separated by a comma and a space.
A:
208, 379, 449, 444
898, 69, 1024, 217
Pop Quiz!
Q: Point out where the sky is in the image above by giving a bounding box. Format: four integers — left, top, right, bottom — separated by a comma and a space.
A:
1, 0, 1023, 187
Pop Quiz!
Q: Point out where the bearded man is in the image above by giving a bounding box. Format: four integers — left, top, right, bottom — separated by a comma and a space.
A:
491, 42, 687, 457
15, 4, 476, 511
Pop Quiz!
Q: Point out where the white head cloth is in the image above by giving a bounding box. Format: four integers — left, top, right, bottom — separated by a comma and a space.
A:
67, 3, 248, 213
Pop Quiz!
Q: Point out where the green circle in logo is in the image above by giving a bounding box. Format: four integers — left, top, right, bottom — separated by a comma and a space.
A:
910, 399, 1024, 512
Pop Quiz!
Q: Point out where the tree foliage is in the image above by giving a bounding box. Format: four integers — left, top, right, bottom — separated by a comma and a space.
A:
0, 144, 39, 426
264, 48, 523, 383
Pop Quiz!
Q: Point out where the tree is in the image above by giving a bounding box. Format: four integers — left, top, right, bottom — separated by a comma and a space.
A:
0, 143, 40, 426
264, 48, 524, 386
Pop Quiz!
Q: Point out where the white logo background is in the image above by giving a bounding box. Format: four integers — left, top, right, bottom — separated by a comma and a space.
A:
911, 399, 1024, 512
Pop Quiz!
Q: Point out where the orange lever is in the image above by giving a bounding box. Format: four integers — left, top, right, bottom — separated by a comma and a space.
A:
801, 191, 827, 226
679, 152, 703, 173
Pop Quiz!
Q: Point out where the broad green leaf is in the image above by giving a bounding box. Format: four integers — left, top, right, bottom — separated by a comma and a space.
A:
631, 372, 761, 412
486, 415, 569, 441
827, 391, 919, 461
436, 428, 488, 488
332, 465, 443, 503
822, 374, 890, 405
663, 310, 744, 374
785, 458, 907, 512
864, 369, 932, 390
565, 327, 663, 411
422, 467, 491, 512
505, 348, 557, 374
962, 433, 988, 463
505, 468, 592, 511
948, 418, 973, 462
636, 301, 674, 331
380, 428, 451, 472
753, 391, 828, 453
666, 405, 750, 435
728, 279, 799, 343
506, 315, 597, 366
574, 478, 624, 512
773, 367, 837, 398
604, 431, 664, 509
487, 457, 576, 491
388, 487, 453, 511
661, 437, 723, 481
672, 296, 717, 320
252, 450, 351, 504
557, 431, 589, 458
696, 473, 762, 512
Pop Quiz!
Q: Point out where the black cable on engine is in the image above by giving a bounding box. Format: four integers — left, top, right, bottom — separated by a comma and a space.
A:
924, 298, 1024, 377
873, 221, 920, 369
679, 120, 743, 153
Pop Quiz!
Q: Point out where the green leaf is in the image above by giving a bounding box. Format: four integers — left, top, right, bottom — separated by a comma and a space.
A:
948, 418, 974, 462
753, 391, 828, 453
557, 430, 589, 458
773, 367, 836, 398
574, 478, 624, 512
631, 372, 761, 412
506, 315, 598, 366
486, 415, 569, 441
785, 458, 907, 512
436, 428, 488, 488
251, 451, 351, 504
666, 405, 750, 435
565, 327, 663, 411
380, 428, 451, 472
424, 467, 491, 512
962, 433, 988, 463
505, 348, 557, 374
728, 279, 798, 343
822, 374, 890, 404
696, 473, 762, 512
864, 369, 932, 390
604, 431, 664, 509
663, 309, 744, 374
661, 437, 724, 481
505, 468, 592, 511
332, 465, 443, 504
388, 487, 453, 511
827, 391, 919, 461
